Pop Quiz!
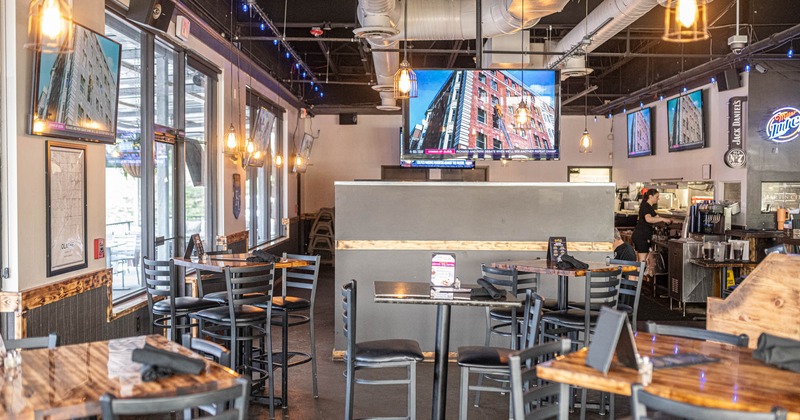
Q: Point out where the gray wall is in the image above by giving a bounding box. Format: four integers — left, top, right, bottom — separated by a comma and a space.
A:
745, 62, 800, 228
334, 181, 615, 352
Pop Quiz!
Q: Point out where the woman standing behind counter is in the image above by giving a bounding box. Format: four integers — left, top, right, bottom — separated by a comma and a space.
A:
632, 189, 673, 262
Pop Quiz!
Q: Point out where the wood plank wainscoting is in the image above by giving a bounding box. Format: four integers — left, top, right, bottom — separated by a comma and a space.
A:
1, 268, 150, 344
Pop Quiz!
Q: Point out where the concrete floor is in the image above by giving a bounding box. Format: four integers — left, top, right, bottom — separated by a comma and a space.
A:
248, 266, 702, 419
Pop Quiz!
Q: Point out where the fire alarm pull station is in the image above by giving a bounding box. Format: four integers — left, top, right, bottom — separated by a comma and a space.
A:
94, 238, 105, 259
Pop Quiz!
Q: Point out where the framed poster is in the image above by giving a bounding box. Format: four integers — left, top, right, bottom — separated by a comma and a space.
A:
46, 141, 88, 276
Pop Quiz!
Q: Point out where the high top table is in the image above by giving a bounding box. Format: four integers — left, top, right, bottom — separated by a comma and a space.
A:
373, 281, 522, 420
0, 335, 238, 419
537, 332, 800, 419
486, 259, 632, 310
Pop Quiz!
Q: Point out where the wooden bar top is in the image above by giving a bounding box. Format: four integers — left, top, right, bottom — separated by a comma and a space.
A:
537, 332, 800, 419
489, 259, 634, 277
0, 335, 238, 419
172, 253, 310, 272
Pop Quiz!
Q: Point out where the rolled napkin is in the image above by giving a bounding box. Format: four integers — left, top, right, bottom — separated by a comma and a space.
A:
140, 364, 175, 382
132, 344, 205, 379
246, 249, 281, 263
558, 254, 590, 270
752, 333, 800, 373
475, 278, 504, 300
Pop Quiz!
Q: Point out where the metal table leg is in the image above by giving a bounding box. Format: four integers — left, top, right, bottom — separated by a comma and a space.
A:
432, 304, 451, 420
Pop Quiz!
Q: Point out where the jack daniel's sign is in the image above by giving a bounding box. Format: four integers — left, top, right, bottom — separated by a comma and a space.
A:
725, 96, 747, 168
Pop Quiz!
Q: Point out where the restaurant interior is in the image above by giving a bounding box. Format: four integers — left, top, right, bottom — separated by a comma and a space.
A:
1, 0, 800, 419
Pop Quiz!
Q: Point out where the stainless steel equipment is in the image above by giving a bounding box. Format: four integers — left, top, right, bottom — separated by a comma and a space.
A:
668, 238, 713, 316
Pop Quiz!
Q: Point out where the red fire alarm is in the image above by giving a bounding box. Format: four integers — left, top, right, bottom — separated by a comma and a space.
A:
94, 238, 105, 259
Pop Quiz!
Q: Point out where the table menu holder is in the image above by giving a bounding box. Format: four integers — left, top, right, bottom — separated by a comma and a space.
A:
586, 307, 640, 374
547, 236, 568, 263
430, 252, 460, 299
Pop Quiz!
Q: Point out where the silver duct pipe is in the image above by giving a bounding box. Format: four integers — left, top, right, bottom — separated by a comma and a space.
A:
545, 0, 660, 71
357, 0, 570, 110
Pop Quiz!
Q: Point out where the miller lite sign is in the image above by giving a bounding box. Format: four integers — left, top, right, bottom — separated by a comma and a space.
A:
765, 107, 800, 143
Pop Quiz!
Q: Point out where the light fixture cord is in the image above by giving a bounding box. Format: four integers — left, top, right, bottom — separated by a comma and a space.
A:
584, 0, 589, 130
403, 0, 408, 62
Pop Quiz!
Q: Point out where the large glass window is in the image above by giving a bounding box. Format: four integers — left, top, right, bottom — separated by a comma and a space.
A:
245, 91, 284, 248
184, 63, 211, 245
154, 40, 176, 128
105, 13, 143, 300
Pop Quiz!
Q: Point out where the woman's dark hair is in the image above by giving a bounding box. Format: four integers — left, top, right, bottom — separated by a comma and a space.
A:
641, 188, 659, 204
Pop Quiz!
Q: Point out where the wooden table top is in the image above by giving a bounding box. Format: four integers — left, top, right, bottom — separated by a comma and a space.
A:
172, 253, 310, 272
488, 259, 634, 277
373, 281, 523, 308
536, 332, 800, 419
0, 335, 238, 419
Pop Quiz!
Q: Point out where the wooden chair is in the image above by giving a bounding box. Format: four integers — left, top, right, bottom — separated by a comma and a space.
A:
100, 377, 250, 420
630, 383, 787, 420
508, 339, 573, 420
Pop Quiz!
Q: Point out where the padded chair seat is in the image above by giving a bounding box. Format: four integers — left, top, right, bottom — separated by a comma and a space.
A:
153, 297, 219, 313
203, 291, 266, 304
617, 303, 633, 315
490, 298, 558, 319
354, 339, 423, 363
272, 296, 310, 310
457, 346, 512, 367
190, 305, 266, 323
542, 309, 601, 327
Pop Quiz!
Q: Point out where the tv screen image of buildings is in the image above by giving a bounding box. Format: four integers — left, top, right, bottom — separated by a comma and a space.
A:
34, 24, 121, 144
404, 70, 559, 165
627, 108, 652, 157
667, 90, 704, 152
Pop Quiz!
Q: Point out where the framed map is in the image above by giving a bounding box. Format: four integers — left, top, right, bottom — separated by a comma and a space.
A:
46, 141, 88, 276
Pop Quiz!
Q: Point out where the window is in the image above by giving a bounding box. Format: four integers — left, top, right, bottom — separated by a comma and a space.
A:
476, 132, 486, 148
478, 73, 486, 83
491, 95, 499, 106
493, 138, 502, 149
478, 88, 487, 103
477, 108, 487, 124
490, 79, 498, 91
245, 91, 285, 248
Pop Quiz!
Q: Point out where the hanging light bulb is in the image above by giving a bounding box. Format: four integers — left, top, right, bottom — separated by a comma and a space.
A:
677, 0, 698, 28
394, 60, 417, 98
246, 141, 255, 154
253, 150, 262, 159
579, 130, 593, 153
41, 0, 66, 39
275, 154, 283, 167
226, 124, 238, 150
514, 100, 530, 126
295, 154, 304, 167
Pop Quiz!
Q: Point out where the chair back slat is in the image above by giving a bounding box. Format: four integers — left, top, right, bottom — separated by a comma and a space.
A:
6, 333, 58, 350
481, 264, 539, 296
521, 292, 545, 348
142, 257, 178, 308
509, 339, 572, 420
341, 281, 357, 358
282, 253, 321, 295
225, 264, 274, 309
630, 383, 787, 420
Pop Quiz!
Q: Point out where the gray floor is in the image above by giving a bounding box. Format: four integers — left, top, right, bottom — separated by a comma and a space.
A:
248, 266, 703, 419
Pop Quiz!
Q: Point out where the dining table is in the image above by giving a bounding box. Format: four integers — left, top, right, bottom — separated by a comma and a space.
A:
536, 332, 800, 419
0, 334, 239, 419
373, 281, 523, 420
486, 259, 633, 310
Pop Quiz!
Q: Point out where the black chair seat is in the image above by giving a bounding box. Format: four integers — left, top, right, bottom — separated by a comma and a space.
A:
542, 309, 600, 327
617, 303, 633, 315
272, 296, 310, 310
491, 298, 558, 319
153, 297, 218, 313
457, 346, 512, 367
191, 305, 265, 323
203, 291, 265, 304
354, 339, 423, 363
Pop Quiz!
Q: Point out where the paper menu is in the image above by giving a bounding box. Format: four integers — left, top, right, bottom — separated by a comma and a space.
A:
430, 253, 456, 287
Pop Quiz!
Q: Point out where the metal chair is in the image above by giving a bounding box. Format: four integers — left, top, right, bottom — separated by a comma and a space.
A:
182, 333, 231, 367
5, 333, 58, 350
508, 339, 573, 420
481, 264, 541, 348
342, 280, 423, 420
609, 259, 646, 330
630, 383, 787, 420
100, 377, 250, 420
457, 291, 544, 419
189, 264, 277, 419
142, 257, 218, 341
644, 321, 750, 347
269, 253, 322, 408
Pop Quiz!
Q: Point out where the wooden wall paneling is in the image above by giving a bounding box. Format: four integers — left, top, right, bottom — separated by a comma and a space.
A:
707, 253, 800, 348
0, 292, 23, 339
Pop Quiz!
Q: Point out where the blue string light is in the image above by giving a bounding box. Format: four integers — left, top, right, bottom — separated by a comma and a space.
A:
295, 63, 300, 69
320, 92, 324, 97
607, 112, 612, 119
711, 76, 716, 83
789, 47, 794, 58
311, 82, 315, 86
242, 3, 248, 12
682, 86, 687, 93
273, 39, 278, 46
623, 107, 627, 113
659, 95, 664, 101
302, 71, 307, 78
285, 52, 290, 59
639, 101, 644, 108
260, 22, 265, 31
314, 86, 319, 91
745, 64, 751, 72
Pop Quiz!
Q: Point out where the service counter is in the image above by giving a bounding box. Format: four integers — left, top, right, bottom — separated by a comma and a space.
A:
333, 181, 616, 353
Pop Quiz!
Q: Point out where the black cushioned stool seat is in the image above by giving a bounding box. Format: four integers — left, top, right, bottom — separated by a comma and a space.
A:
203, 291, 266, 304
153, 297, 218, 313
355, 340, 423, 363
272, 296, 310, 310
191, 305, 266, 323
457, 346, 511, 367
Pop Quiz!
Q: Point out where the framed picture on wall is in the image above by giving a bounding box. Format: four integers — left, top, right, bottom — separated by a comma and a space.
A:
46, 141, 88, 276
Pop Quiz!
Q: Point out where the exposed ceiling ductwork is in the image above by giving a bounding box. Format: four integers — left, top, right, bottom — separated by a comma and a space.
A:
356, 0, 571, 111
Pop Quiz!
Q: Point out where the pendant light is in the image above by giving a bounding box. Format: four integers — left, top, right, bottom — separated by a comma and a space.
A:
26, 0, 74, 53
393, 0, 417, 99
226, 3, 240, 157
513, 0, 529, 127
661, 0, 709, 43
579, 0, 592, 154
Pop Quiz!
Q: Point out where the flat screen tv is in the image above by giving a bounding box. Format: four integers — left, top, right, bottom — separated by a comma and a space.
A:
666, 89, 705, 152
31, 22, 122, 144
401, 69, 560, 167
626, 107, 654, 157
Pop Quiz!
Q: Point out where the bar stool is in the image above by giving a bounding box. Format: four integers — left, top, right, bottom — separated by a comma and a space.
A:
143, 257, 218, 341
189, 264, 277, 419
609, 259, 646, 330
342, 280, 423, 420
268, 253, 321, 408
457, 291, 544, 419
508, 339, 573, 420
